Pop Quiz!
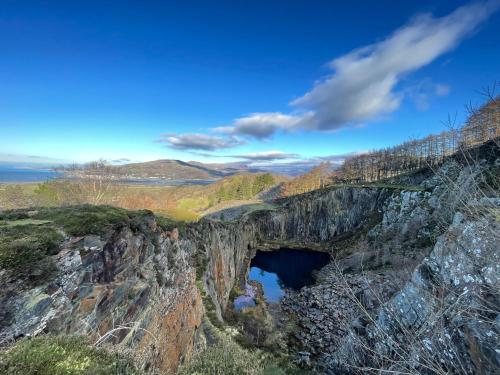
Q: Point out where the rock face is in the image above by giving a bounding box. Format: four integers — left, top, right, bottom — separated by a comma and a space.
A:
322, 211, 499, 374
1, 147, 497, 374
0, 215, 203, 373
180, 153, 498, 375
186, 186, 390, 319
278, 156, 499, 374
257, 187, 388, 245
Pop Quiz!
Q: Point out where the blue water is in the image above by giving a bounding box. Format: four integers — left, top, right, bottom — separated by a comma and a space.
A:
0, 167, 215, 186
0, 167, 61, 183
248, 248, 330, 302
249, 268, 285, 302
233, 283, 257, 310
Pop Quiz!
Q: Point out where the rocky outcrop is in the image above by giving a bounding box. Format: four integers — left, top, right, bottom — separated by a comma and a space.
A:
190, 186, 390, 318
0, 215, 203, 373
256, 187, 387, 245
0, 183, 391, 372
278, 156, 499, 374
322, 210, 499, 374
193, 158, 493, 322
1, 146, 497, 374
183, 220, 260, 320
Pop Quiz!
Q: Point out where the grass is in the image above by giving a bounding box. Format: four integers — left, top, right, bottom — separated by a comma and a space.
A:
0, 222, 63, 284
0, 182, 39, 194
0, 219, 52, 227
156, 207, 200, 222
178, 196, 209, 211
31, 205, 155, 236
178, 334, 267, 375
177, 318, 307, 375
0, 335, 138, 375
0, 205, 183, 286
32, 205, 130, 236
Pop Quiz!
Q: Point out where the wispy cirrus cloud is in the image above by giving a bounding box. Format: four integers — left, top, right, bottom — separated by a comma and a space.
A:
215, 1, 498, 139
0, 153, 69, 165
156, 133, 245, 151
406, 79, 452, 111
253, 151, 365, 175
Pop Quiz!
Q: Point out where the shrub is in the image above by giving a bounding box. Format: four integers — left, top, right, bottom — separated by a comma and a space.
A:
0, 224, 63, 284
178, 335, 266, 375
177, 320, 306, 375
0, 335, 138, 375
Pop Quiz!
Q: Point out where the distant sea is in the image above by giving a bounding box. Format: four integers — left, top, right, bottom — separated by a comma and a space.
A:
0, 167, 61, 183
0, 167, 216, 186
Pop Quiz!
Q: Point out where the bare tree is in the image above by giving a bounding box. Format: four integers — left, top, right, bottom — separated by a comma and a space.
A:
340, 95, 499, 184
63, 160, 120, 205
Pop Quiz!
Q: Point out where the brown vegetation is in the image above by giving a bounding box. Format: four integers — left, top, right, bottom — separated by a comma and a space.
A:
281, 163, 332, 197
340, 96, 500, 183
279, 95, 499, 198
0, 172, 283, 222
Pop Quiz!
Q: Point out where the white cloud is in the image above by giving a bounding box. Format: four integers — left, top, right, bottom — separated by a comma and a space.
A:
230, 150, 299, 161
216, 1, 498, 139
0, 153, 69, 165
214, 112, 304, 139
157, 133, 245, 151
316, 151, 367, 165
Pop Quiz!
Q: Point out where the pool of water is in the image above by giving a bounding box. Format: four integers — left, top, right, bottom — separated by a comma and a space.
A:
248, 248, 330, 303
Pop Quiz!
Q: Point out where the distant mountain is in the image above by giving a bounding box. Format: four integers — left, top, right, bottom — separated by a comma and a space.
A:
110, 160, 230, 180
64, 159, 321, 180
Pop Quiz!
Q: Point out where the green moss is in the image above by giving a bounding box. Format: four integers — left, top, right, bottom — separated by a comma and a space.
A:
0, 223, 64, 284
194, 276, 224, 330
193, 251, 208, 281
0, 335, 138, 375
229, 285, 244, 302
0, 219, 53, 227
153, 213, 186, 242
203, 294, 224, 330
32, 205, 133, 236
154, 213, 180, 230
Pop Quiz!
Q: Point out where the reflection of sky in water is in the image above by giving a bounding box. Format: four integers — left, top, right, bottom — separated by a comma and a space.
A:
249, 267, 284, 302
234, 295, 255, 310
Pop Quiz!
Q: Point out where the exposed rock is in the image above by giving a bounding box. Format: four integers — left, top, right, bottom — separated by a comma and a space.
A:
275, 156, 499, 374
0, 216, 203, 373
322, 211, 499, 374
1, 147, 497, 374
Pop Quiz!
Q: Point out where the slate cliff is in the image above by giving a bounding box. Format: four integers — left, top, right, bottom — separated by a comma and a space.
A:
1, 143, 498, 374
0, 213, 203, 373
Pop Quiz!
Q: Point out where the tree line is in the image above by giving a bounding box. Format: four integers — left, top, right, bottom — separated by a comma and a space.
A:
214, 173, 275, 202
339, 96, 500, 183
281, 163, 332, 197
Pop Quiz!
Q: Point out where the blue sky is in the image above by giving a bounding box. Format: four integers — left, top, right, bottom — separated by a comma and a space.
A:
1, 0, 499, 167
